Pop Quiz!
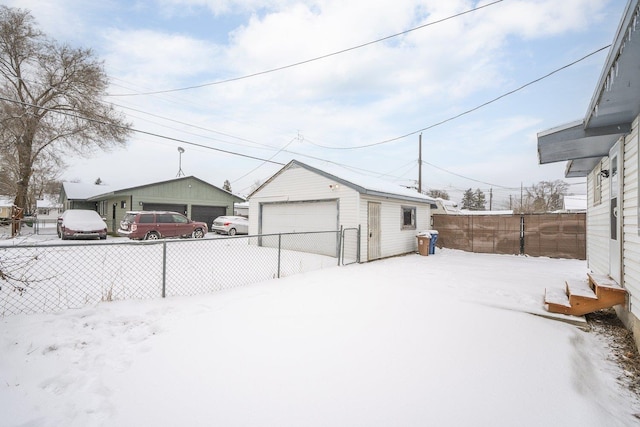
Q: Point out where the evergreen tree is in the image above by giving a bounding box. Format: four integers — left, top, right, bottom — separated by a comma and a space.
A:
474, 188, 487, 210
461, 188, 475, 209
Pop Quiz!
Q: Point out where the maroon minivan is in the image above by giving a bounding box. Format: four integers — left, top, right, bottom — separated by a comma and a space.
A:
118, 211, 208, 240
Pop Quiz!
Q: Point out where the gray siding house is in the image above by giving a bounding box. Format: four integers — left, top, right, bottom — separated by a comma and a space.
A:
60, 176, 245, 233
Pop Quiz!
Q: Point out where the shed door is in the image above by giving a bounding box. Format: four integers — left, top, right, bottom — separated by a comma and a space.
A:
261, 200, 338, 234
609, 142, 622, 283
368, 202, 381, 261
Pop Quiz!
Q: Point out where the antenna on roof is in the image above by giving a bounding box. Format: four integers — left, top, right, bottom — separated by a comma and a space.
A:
177, 147, 185, 177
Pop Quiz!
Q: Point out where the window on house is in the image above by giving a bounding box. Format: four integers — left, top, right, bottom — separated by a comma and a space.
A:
98, 200, 107, 216
594, 164, 602, 206
401, 206, 416, 230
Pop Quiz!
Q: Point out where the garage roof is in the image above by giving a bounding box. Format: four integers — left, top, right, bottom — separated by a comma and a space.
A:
252, 160, 437, 205
537, 0, 640, 176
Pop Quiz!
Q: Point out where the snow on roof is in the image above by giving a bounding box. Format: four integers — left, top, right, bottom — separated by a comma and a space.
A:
285, 160, 436, 204
62, 182, 114, 200
0, 198, 14, 207
564, 195, 587, 211
36, 199, 62, 208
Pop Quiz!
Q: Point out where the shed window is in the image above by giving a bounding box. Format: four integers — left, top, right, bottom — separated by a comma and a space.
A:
401, 206, 416, 230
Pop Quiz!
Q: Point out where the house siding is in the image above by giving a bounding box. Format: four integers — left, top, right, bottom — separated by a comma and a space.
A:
120, 178, 236, 218
360, 196, 431, 260
621, 116, 640, 324
587, 156, 612, 276
250, 163, 433, 262
585, 115, 640, 350
248, 165, 360, 235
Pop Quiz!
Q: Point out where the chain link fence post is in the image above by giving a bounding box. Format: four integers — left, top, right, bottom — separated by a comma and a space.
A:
277, 233, 282, 278
162, 241, 167, 298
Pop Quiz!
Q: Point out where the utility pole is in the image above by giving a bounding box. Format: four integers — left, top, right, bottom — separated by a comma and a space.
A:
489, 187, 493, 210
520, 182, 523, 211
418, 133, 422, 194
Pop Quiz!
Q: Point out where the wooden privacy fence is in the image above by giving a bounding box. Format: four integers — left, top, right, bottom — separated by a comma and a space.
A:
432, 213, 586, 260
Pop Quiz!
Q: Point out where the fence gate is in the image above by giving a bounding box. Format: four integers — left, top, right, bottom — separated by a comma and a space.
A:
341, 226, 360, 265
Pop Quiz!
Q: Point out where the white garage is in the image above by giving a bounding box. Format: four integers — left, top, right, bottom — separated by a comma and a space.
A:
249, 160, 436, 263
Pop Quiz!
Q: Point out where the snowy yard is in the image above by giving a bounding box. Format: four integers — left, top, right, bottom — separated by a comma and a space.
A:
1, 248, 640, 426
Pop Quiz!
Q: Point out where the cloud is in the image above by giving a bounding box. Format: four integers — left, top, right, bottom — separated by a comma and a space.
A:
103, 29, 222, 87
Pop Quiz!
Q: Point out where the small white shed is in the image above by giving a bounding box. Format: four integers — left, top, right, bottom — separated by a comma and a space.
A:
248, 160, 436, 262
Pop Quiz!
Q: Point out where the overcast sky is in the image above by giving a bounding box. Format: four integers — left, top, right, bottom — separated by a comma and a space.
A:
6, 0, 627, 206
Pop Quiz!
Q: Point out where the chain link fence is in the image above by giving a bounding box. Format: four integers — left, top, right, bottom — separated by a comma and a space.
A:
0, 230, 359, 316
0, 218, 59, 239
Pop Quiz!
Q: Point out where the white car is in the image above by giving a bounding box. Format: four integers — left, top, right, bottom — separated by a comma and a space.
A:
211, 216, 248, 236
57, 209, 108, 240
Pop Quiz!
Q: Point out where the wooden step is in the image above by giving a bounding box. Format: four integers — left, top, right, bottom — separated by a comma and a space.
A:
544, 287, 571, 315
545, 274, 627, 317
587, 272, 626, 308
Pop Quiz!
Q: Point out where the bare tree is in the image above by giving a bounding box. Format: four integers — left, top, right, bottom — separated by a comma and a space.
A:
427, 189, 449, 200
0, 6, 131, 214
515, 180, 569, 213
1, 147, 62, 212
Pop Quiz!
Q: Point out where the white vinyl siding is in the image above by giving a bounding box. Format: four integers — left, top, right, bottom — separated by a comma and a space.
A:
360, 196, 431, 260
249, 162, 433, 262
249, 165, 360, 235
623, 116, 640, 318
587, 156, 612, 276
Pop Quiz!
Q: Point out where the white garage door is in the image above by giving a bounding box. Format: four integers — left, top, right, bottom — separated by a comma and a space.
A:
261, 200, 338, 234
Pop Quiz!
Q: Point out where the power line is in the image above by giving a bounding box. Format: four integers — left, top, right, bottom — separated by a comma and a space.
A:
107, 0, 504, 97
308, 44, 612, 150
0, 95, 286, 166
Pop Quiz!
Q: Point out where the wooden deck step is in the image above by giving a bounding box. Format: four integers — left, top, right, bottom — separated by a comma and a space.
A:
545, 274, 627, 317
588, 272, 620, 289
566, 280, 597, 300
544, 287, 571, 315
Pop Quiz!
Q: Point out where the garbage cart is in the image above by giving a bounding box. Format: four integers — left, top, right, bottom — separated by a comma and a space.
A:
416, 231, 431, 256
428, 230, 438, 254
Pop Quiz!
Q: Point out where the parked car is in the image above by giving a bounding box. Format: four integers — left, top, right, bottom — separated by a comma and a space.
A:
211, 216, 248, 236
118, 211, 208, 240
57, 209, 108, 240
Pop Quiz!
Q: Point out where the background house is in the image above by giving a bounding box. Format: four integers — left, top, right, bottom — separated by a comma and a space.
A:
0, 198, 13, 220
60, 176, 245, 233
248, 160, 436, 262
537, 0, 640, 347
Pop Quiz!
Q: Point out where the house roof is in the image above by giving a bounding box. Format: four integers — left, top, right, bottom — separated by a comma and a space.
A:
537, 0, 640, 176
0, 198, 14, 207
62, 176, 245, 202
36, 199, 63, 209
61, 182, 114, 200
563, 195, 587, 212
250, 160, 437, 205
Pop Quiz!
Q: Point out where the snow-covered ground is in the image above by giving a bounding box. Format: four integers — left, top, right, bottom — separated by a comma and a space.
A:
1, 248, 639, 426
